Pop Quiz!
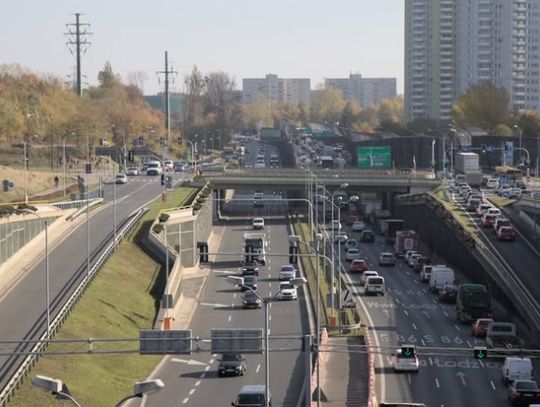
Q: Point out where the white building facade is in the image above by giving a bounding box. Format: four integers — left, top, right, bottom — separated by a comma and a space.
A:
405, 0, 540, 123
242, 74, 311, 105
325, 74, 397, 107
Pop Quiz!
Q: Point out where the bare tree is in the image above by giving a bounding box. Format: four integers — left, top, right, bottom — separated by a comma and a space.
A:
127, 71, 149, 93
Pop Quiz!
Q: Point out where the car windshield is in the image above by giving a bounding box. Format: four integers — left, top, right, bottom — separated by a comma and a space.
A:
222, 353, 242, 362
244, 277, 256, 283
348, 249, 359, 254
244, 291, 258, 299
281, 266, 294, 272
238, 394, 265, 404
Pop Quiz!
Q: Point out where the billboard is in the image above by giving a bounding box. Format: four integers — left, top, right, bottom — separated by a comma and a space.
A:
357, 146, 391, 169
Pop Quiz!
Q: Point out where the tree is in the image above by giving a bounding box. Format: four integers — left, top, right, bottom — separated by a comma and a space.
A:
452, 82, 510, 131
184, 66, 206, 135
310, 85, 346, 123
516, 111, 540, 138
97, 62, 122, 89
243, 93, 272, 129
340, 101, 355, 129
492, 124, 513, 137
378, 97, 405, 130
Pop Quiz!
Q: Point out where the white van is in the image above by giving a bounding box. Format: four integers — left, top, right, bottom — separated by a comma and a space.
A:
502, 357, 533, 385
429, 266, 455, 292
146, 160, 163, 176
365, 276, 385, 296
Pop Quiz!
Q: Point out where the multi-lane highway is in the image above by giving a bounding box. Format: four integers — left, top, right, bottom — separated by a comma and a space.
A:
0, 174, 182, 390
141, 144, 310, 406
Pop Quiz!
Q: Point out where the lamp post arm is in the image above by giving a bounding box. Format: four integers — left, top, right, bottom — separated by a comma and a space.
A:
53, 392, 83, 407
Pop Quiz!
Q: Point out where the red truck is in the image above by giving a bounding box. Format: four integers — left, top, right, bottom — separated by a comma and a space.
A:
394, 230, 420, 258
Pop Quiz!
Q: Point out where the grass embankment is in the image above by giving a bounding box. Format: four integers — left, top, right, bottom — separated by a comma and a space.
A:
9, 187, 199, 407
487, 196, 515, 208
293, 220, 362, 337
429, 185, 479, 239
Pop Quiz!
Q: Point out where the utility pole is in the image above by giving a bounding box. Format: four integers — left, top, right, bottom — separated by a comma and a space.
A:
157, 51, 177, 145
65, 13, 92, 96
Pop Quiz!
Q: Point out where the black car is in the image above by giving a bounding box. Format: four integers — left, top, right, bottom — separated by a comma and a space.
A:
242, 276, 258, 291
360, 229, 375, 243
438, 285, 458, 303
217, 353, 246, 377
508, 380, 540, 406
173, 162, 185, 172
242, 261, 259, 276
242, 291, 262, 309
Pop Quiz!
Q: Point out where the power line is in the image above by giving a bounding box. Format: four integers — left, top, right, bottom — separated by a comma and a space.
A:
64, 13, 92, 96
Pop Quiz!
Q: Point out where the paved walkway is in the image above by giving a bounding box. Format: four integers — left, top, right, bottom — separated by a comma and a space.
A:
318, 336, 369, 406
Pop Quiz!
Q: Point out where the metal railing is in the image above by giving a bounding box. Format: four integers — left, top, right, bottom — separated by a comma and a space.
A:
0, 207, 148, 406
220, 167, 437, 179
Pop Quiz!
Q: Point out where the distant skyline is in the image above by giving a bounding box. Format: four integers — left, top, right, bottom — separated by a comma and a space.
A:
1, 0, 404, 96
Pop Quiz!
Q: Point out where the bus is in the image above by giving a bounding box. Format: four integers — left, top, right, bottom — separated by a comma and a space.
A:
494, 166, 523, 183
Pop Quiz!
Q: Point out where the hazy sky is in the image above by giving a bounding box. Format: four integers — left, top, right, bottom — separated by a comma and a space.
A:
1, 0, 404, 95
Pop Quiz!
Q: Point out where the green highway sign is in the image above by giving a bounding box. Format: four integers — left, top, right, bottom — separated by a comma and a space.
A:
357, 146, 391, 168
473, 346, 487, 360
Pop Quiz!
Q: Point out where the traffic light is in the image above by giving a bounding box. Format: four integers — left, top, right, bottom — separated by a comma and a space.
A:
473, 346, 487, 360
289, 245, 299, 264
401, 345, 416, 358
160, 174, 165, 186
481, 144, 486, 154
198, 242, 209, 264
85, 163, 92, 174
245, 244, 254, 263
128, 150, 135, 162
504, 143, 509, 152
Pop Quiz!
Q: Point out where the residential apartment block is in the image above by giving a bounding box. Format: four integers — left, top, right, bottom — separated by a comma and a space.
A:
405, 0, 540, 123
325, 74, 397, 107
242, 74, 310, 104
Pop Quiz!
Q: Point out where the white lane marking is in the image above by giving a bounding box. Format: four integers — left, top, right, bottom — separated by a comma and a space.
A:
412, 323, 417, 330
228, 315, 232, 322
403, 310, 409, 316
182, 398, 189, 404
414, 280, 418, 284
209, 358, 214, 364
454, 324, 461, 332
490, 380, 496, 390
432, 299, 438, 304
267, 329, 271, 335
256, 364, 261, 373
421, 339, 425, 346
429, 357, 433, 366
479, 360, 485, 368
407, 374, 412, 384
195, 381, 201, 387
188, 389, 195, 396
268, 273, 271, 278
204, 366, 211, 371
269, 302, 272, 308
406, 272, 410, 276
435, 378, 440, 388
269, 291, 272, 297
443, 311, 449, 317
466, 340, 472, 348
200, 373, 206, 378
269, 282, 272, 288
233, 293, 237, 298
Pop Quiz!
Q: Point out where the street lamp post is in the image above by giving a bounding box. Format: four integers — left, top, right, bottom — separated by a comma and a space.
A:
514, 125, 523, 164
227, 276, 307, 407
32, 376, 82, 407
113, 379, 165, 407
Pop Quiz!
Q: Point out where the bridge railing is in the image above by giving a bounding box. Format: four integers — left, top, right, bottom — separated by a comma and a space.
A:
219, 168, 436, 179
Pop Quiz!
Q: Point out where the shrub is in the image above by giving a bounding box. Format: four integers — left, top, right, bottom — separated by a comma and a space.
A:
152, 224, 164, 234
158, 213, 170, 223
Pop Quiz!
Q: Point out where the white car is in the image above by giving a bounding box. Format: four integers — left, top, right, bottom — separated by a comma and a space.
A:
334, 232, 348, 243
486, 178, 499, 189
360, 270, 379, 286
486, 208, 501, 217
146, 161, 163, 176
345, 248, 361, 261
408, 253, 422, 268
329, 220, 342, 231
476, 203, 492, 216
278, 281, 298, 300
351, 221, 365, 231
404, 250, 418, 264
252, 218, 264, 230
279, 265, 297, 281
393, 345, 420, 372
126, 167, 138, 176
115, 173, 128, 184
344, 239, 358, 250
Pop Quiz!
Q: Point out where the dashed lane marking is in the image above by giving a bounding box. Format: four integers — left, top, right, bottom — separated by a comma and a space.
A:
412, 323, 417, 330
204, 366, 211, 371
404, 310, 409, 316
490, 380, 496, 391
466, 341, 472, 348
233, 293, 237, 298
435, 378, 440, 388
188, 389, 195, 396
443, 311, 449, 317
201, 373, 206, 378
228, 315, 232, 322
454, 324, 461, 332
256, 364, 261, 373
182, 398, 189, 404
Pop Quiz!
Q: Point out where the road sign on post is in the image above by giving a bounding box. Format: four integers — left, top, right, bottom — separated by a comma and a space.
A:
211, 329, 263, 354
139, 329, 192, 354
357, 146, 391, 168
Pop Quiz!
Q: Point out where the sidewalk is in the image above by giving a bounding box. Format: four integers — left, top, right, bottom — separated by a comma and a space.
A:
318, 336, 369, 406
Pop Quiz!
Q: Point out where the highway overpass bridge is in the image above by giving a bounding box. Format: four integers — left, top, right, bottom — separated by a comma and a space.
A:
203, 168, 440, 194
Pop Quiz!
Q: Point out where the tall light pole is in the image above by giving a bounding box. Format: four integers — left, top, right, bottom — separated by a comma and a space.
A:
514, 125, 523, 165
86, 134, 90, 276
23, 141, 28, 204
227, 277, 307, 407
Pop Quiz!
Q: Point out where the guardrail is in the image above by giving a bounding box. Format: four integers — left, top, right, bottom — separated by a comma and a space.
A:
0, 207, 148, 406
51, 197, 102, 211
221, 167, 437, 179
428, 190, 540, 338
65, 198, 104, 221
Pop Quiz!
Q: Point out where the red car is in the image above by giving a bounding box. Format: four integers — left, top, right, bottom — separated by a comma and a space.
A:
471, 318, 494, 337
350, 259, 368, 273
496, 226, 516, 241
480, 214, 497, 228
413, 256, 431, 273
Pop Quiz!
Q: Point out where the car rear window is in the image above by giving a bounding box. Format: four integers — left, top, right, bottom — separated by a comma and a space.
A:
368, 277, 384, 284
238, 394, 265, 404
516, 381, 538, 390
